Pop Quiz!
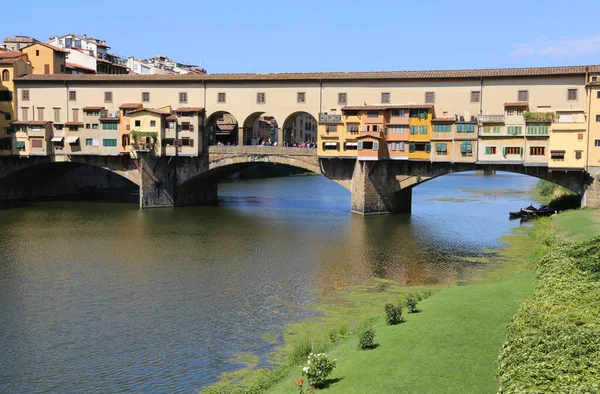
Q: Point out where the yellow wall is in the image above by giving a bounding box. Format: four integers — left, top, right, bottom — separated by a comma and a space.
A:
130, 112, 163, 150
587, 82, 600, 167
408, 109, 432, 142
548, 130, 586, 169
22, 45, 65, 74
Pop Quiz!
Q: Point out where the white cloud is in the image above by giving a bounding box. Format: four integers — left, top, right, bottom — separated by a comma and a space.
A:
510, 35, 600, 58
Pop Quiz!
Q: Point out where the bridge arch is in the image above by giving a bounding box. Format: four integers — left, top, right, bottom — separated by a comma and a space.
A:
281, 111, 318, 146
242, 112, 280, 146
205, 111, 240, 146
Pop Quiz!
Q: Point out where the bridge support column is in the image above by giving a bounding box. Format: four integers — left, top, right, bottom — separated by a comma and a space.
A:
139, 155, 176, 208
350, 161, 411, 215
583, 167, 600, 208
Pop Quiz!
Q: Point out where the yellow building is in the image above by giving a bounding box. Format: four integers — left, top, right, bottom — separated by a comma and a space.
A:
408, 106, 433, 160
22, 43, 67, 74
129, 106, 172, 156
586, 74, 600, 168
0, 52, 32, 155
317, 112, 345, 157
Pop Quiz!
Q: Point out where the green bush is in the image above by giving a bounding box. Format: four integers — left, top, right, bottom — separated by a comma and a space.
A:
497, 236, 600, 393
536, 179, 556, 197
301, 353, 337, 388
384, 303, 404, 325
357, 328, 375, 350
548, 193, 581, 212
404, 294, 419, 313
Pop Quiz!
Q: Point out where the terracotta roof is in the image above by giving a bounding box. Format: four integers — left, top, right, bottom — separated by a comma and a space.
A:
119, 103, 143, 109
11, 120, 52, 126
0, 50, 23, 58
11, 121, 30, 125
432, 117, 455, 122
65, 121, 83, 126
12, 65, 600, 83
99, 117, 120, 122
504, 101, 529, 107
66, 62, 96, 72
0, 57, 20, 64
129, 108, 170, 115
342, 104, 434, 110
24, 42, 68, 53
166, 114, 177, 121
175, 107, 204, 112
83, 106, 105, 110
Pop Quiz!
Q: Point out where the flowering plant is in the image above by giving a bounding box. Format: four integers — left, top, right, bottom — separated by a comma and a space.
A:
301, 353, 337, 387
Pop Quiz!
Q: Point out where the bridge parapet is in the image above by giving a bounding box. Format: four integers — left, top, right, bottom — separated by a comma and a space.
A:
207, 146, 317, 157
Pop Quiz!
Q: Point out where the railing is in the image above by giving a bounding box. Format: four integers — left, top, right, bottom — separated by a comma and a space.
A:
478, 115, 505, 123
131, 143, 155, 152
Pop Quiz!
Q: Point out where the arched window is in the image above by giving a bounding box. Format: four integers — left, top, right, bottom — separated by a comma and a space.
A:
1, 70, 9, 81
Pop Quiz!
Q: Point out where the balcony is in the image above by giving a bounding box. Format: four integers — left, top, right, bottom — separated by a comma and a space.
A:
319, 113, 342, 123
551, 122, 586, 132
478, 115, 505, 123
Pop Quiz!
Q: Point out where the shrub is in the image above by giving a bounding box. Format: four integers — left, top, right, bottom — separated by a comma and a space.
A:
384, 303, 404, 325
548, 193, 581, 212
404, 294, 419, 313
301, 353, 337, 388
536, 179, 556, 197
358, 328, 375, 350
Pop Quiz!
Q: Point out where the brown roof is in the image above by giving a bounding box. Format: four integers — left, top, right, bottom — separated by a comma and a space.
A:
356, 134, 383, 140
11, 120, 52, 126
129, 108, 170, 115
11, 121, 30, 125
99, 117, 120, 122
0, 50, 23, 58
11, 64, 600, 83
24, 42, 68, 53
119, 103, 143, 109
83, 106, 105, 110
175, 107, 204, 112
432, 117, 455, 122
504, 101, 529, 107
342, 104, 434, 110
166, 114, 177, 121
66, 62, 96, 72
0, 57, 21, 64
65, 121, 83, 126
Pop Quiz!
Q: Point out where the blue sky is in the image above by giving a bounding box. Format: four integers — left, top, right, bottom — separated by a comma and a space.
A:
3, 0, 599, 73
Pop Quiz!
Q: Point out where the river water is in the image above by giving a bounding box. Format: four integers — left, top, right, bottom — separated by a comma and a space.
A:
0, 172, 538, 393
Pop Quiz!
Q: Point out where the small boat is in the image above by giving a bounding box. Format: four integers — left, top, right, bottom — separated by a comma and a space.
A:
509, 205, 556, 220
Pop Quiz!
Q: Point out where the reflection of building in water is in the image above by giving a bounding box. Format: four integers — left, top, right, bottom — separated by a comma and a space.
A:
291, 113, 317, 143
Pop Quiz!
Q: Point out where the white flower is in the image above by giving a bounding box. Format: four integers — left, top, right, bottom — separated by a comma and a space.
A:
307, 360, 311, 365
303, 367, 309, 373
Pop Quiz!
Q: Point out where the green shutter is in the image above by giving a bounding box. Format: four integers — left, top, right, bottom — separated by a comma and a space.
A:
419, 109, 428, 118
420, 125, 427, 134
409, 143, 415, 153
493, 126, 500, 133
425, 143, 431, 153
485, 146, 491, 155
502, 147, 507, 156
16, 141, 25, 148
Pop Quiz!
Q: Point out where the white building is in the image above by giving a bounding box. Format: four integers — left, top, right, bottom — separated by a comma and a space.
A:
127, 54, 206, 75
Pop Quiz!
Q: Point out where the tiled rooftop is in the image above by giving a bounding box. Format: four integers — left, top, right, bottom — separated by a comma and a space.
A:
342, 104, 434, 110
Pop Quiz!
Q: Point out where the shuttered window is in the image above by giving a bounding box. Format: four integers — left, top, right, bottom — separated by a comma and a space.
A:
436, 143, 447, 154
420, 125, 428, 134
433, 124, 451, 132
410, 126, 418, 135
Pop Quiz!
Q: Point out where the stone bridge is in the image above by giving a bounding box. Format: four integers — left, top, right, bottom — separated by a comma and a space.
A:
0, 146, 598, 214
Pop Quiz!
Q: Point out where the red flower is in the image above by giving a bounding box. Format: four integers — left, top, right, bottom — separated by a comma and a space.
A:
295, 378, 304, 386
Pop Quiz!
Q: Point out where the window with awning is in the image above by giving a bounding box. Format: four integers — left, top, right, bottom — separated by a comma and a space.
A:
66, 136, 79, 144
16, 141, 26, 149
51, 137, 64, 142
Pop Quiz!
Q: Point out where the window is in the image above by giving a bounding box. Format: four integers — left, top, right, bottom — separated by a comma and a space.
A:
5, 112, 11, 120
102, 139, 118, 147
593, 76, 599, 82
102, 123, 118, 130
381, 92, 390, 104
575, 151, 582, 160
518, 90, 528, 101
507, 126, 522, 135
372, 125, 380, 132
433, 124, 451, 132
69, 91, 76, 101
297, 92, 305, 103
504, 147, 521, 155
436, 143, 447, 155
86, 138, 94, 146
218, 92, 226, 103
134, 120, 141, 127
420, 125, 428, 134
150, 120, 156, 127
105, 92, 113, 103
325, 125, 337, 132
86, 123, 91, 129
567, 89, 578, 101
22, 90, 30, 101
517, 109, 524, 116
179, 92, 188, 104
507, 108, 514, 116
92, 124, 99, 129
142, 92, 150, 102
456, 123, 475, 133
72, 109, 79, 122
425, 92, 435, 104
347, 123, 359, 132
409, 125, 418, 134
55, 124, 63, 131
597, 91, 600, 99
256, 92, 266, 104
0, 90, 12, 101
389, 125, 407, 133
485, 146, 497, 155
31, 139, 43, 148
460, 141, 473, 155
21, 107, 28, 120
596, 115, 600, 122
36, 50, 39, 56
471, 91, 481, 103
37, 107, 44, 120
338, 93, 347, 105
61, 64, 65, 73
530, 146, 545, 156
54, 108, 60, 122
527, 125, 549, 135
551, 150, 565, 160
1, 70, 9, 81
595, 140, 600, 147
367, 111, 378, 118
69, 126, 79, 131
322, 142, 339, 151
391, 109, 405, 117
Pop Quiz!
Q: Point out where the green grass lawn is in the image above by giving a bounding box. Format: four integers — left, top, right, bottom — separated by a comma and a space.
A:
553, 208, 600, 242
269, 271, 535, 394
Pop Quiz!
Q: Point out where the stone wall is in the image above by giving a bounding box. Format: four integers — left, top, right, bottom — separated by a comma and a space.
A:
583, 167, 600, 208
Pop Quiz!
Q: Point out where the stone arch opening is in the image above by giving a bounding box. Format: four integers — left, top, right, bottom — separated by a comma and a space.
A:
205, 111, 239, 146
242, 112, 279, 146
0, 161, 139, 203
282, 111, 318, 147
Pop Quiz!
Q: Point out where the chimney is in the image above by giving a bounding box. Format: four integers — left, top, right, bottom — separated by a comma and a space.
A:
83, 34, 87, 38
